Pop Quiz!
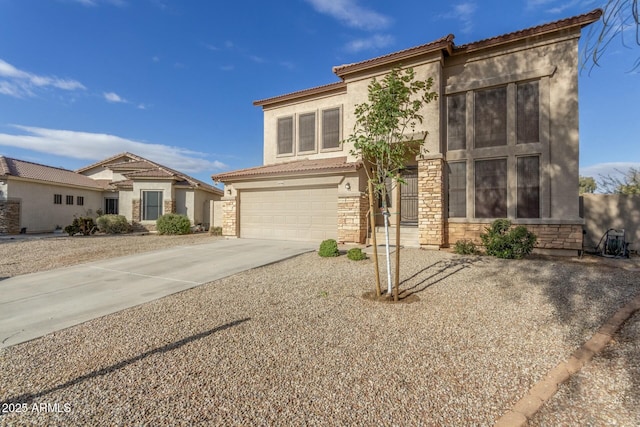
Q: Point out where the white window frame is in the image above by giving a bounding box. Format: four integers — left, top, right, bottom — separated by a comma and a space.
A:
142, 190, 163, 221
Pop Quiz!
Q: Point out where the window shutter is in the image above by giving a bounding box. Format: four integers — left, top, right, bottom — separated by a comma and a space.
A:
447, 162, 466, 217
517, 156, 540, 218
475, 159, 507, 218
475, 87, 507, 148
322, 108, 340, 149
447, 94, 466, 150
517, 81, 540, 144
277, 117, 293, 155
298, 113, 316, 152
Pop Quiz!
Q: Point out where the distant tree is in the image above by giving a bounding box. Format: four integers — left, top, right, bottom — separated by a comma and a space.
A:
346, 67, 437, 300
579, 176, 597, 194
583, 1, 640, 71
599, 167, 640, 194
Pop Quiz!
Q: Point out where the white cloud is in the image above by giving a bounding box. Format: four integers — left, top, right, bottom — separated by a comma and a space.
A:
103, 91, 127, 103
0, 58, 86, 98
304, 0, 391, 30
437, 2, 477, 34
581, 162, 640, 179
0, 125, 227, 173
345, 34, 394, 52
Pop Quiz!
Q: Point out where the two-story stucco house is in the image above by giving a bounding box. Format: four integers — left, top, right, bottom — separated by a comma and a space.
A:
212, 9, 602, 255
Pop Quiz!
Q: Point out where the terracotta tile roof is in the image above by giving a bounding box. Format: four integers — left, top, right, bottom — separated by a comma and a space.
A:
453, 8, 603, 53
253, 81, 347, 107
332, 34, 455, 78
255, 9, 602, 108
0, 156, 106, 190
104, 160, 156, 171
212, 156, 361, 182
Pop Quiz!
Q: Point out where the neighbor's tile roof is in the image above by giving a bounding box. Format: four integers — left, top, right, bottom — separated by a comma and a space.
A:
212, 156, 361, 182
77, 152, 223, 195
0, 156, 106, 190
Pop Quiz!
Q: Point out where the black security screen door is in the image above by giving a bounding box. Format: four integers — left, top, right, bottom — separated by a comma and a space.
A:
400, 167, 418, 224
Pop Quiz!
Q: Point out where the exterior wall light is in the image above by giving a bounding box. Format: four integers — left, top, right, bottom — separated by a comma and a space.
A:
345, 182, 351, 191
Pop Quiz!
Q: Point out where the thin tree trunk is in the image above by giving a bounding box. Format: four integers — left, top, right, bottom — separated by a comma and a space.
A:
394, 182, 401, 302
368, 179, 381, 297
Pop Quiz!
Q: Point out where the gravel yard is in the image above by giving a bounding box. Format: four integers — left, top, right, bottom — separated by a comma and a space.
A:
0, 236, 639, 425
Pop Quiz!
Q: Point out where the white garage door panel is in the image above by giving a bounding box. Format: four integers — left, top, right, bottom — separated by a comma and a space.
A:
240, 187, 337, 241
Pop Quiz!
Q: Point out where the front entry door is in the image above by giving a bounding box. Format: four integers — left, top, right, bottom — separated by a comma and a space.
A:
400, 167, 418, 224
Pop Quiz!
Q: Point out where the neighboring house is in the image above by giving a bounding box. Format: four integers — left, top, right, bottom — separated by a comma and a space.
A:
216, 9, 601, 255
0, 153, 222, 234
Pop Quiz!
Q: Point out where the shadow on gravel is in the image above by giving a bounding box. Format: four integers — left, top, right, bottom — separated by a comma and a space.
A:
399, 257, 482, 299
505, 257, 640, 417
0, 318, 250, 411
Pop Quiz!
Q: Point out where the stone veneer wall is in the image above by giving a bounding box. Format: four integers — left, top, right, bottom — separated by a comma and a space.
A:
0, 199, 21, 234
417, 157, 445, 248
337, 194, 368, 244
222, 198, 237, 237
447, 223, 584, 251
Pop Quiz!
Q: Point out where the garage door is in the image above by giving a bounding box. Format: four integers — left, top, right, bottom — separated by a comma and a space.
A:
240, 186, 337, 241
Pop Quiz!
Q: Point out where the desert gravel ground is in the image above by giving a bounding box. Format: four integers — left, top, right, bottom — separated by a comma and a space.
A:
0, 235, 639, 426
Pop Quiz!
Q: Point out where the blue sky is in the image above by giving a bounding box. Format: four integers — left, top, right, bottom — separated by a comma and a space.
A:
0, 0, 638, 186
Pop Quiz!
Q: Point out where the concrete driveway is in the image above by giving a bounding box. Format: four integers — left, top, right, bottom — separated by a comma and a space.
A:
0, 238, 315, 349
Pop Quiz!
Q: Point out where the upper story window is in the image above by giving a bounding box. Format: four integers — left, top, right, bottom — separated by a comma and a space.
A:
517, 81, 540, 144
66, 195, 74, 205
276, 107, 342, 157
298, 112, 316, 153
277, 117, 294, 155
447, 94, 466, 151
77, 196, 84, 206
54, 194, 62, 204
475, 86, 507, 148
322, 107, 341, 150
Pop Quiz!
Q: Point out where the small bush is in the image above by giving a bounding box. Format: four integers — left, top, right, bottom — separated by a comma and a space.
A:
64, 217, 96, 236
347, 247, 367, 261
453, 239, 478, 255
480, 219, 537, 259
210, 226, 223, 236
96, 214, 131, 234
318, 239, 340, 257
156, 214, 191, 235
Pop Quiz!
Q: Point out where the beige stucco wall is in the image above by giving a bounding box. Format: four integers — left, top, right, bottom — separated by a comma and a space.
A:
194, 188, 220, 226
6, 178, 102, 233
80, 166, 127, 182
261, 54, 444, 167
131, 181, 173, 225
581, 194, 640, 252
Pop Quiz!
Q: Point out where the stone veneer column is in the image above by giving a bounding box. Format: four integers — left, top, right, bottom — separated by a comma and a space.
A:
163, 200, 176, 215
0, 199, 21, 234
337, 193, 368, 244
222, 197, 238, 237
131, 199, 141, 230
418, 155, 445, 248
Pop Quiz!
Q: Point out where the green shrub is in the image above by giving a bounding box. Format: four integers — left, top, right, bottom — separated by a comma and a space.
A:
318, 239, 340, 257
64, 217, 96, 236
210, 226, 223, 236
156, 214, 191, 235
347, 247, 367, 261
480, 219, 537, 259
96, 214, 131, 234
453, 239, 478, 255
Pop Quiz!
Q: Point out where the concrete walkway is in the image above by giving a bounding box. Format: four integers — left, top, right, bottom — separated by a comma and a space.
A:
0, 238, 315, 348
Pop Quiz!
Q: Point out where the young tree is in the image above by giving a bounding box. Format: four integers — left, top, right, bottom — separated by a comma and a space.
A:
579, 176, 597, 194
346, 67, 437, 299
599, 167, 640, 194
584, 1, 640, 71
